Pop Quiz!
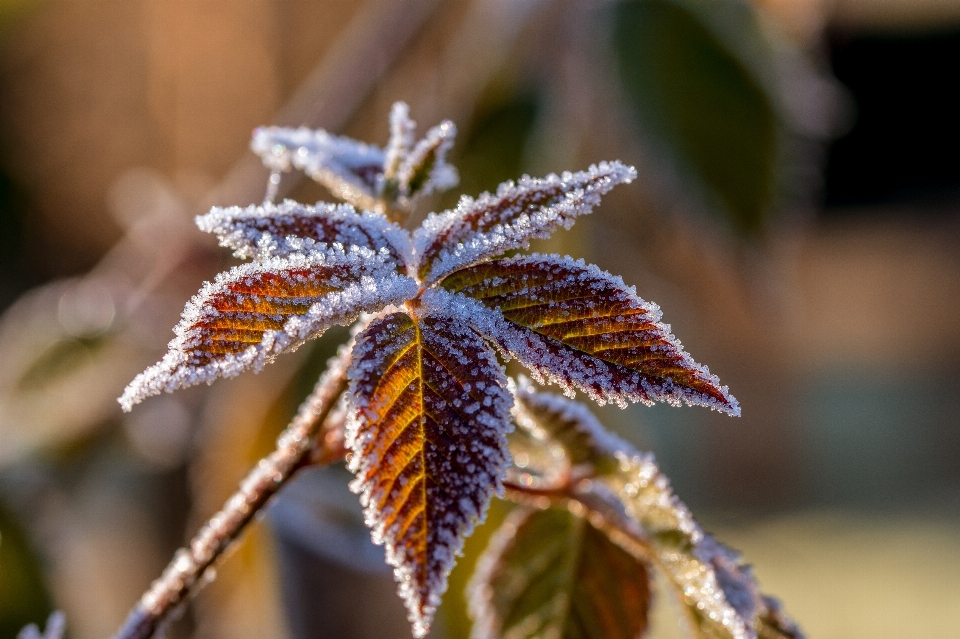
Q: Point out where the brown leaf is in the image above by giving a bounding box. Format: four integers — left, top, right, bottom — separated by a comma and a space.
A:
413, 162, 636, 284
469, 507, 651, 639
120, 250, 416, 411
346, 312, 513, 637
439, 255, 739, 414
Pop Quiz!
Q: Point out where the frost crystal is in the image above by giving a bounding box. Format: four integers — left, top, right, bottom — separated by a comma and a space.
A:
414, 161, 636, 284
252, 125, 386, 210
119, 248, 416, 411
196, 199, 412, 267
253, 101, 458, 213
119, 100, 753, 639
430, 254, 739, 414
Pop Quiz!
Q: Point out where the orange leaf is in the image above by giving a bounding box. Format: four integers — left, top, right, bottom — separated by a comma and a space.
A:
347, 312, 513, 637
438, 255, 738, 414
119, 250, 416, 411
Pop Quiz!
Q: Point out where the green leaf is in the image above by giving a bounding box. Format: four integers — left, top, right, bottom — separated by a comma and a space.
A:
0, 502, 54, 639
468, 507, 651, 639
611, 0, 779, 234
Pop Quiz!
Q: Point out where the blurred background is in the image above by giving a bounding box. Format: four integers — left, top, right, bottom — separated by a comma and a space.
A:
1, 0, 958, 638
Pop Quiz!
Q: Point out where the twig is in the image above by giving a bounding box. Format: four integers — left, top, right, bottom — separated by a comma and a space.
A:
110, 340, 355, 639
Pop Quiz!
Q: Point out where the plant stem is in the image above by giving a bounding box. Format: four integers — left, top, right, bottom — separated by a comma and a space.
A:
109, 340, 354, 639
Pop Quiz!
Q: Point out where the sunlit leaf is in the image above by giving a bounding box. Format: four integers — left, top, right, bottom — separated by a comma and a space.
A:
437, 255, 738, 414
612, 0, 779, 234
514, 383, 802, 639
196, 199, 412, 267
468, 507, 651, 639
119, 248, 417, 411
346, 312, 513, 637
414, 162, 636, 285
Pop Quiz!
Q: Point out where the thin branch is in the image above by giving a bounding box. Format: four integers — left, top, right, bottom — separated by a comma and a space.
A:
110, 339, 355, 639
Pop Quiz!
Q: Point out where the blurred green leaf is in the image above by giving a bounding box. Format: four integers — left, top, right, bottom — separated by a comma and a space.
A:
0, 501, 53, 638
17, 335, 108, 392
612, 0, 779, 235
468, 507, 651, 639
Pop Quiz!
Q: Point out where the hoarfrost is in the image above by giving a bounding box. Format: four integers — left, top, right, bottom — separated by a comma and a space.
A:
345, 312, 512, 637
427, 254, 739, 415
414, 161, 636, 284
252, 102, 458, 213
196, 199, 412, 267
17, 612, 66, 639
119, 249, 417, 411
252, 125, 386, 211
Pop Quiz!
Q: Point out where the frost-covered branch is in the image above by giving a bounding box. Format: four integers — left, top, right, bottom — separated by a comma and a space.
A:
110, 339, 355, 639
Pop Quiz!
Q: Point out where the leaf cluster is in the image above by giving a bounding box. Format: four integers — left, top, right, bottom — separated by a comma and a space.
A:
118, 103, 798, 639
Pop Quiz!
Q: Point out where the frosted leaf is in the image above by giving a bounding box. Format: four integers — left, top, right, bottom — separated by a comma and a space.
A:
514, 382, 803, 639
468, 507, 651, 639
346, 312, 513, 638
251, 125, 386, 210
394, 120, 458, 206
119, 248, 417, 411
384, 101, 416, 180
252, 103, 459, 213
435, 255, 740, 414
413, 162, 636, 284
196, 199, 412, 267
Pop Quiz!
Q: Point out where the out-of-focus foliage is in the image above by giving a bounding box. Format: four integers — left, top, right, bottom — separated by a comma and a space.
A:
0, 502, 53, 639
612, 0, 780, 235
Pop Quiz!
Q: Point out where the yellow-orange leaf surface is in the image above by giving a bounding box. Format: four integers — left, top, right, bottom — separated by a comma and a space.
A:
440, 255, 738, 414
347, 312, 513, 637
119, 251, 416, 411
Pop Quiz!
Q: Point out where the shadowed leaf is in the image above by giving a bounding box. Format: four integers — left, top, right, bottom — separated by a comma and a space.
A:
438, 255, 738, 414
468, 507, 651, 639
120, 249, 416, 411
414, 162, 636, 285
514, 383, 802, 639
346, 312, 513, 637
196, 200, 411, 267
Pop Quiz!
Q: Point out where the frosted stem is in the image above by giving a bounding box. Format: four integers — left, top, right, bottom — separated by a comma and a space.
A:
110, 339, 355, 639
